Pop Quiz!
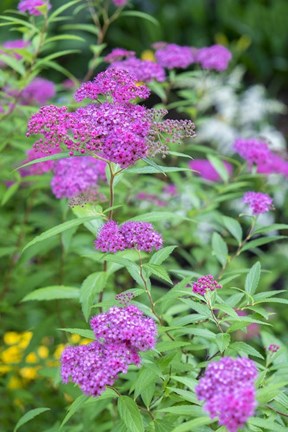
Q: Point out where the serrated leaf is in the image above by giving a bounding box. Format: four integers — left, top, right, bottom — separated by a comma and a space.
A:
118, 396, 144, 432
59, 328, 94, 340
120, 10, 159, 26
222, 216, 242, 244
215, 333, 231, 353
22, 217, 97, 252
0, 54, 25, 75
156, 341, 191, 352
80, 272, 108, 320
248, 418, 288, 432
22, 286, 79, 302
14, 408, 50, 432
241, 236, 287, 251
212, 233, 228, 267
149, 246, 177, 265
245, 262, 261, 295
229, 342, 264, 359
60, 395, 88, 429
144, 264, 172, 284
171, 417, 212, 432
207, 155, 229, 182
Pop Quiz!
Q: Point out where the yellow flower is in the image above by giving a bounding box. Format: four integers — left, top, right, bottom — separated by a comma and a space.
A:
54, 344, 65, 360
1, 346, 21, 364
37, 346, 49, 359
25, 352, 38, 364
3, 332, 21, 346
0, 364, 11, 374
80, 338, 92, 345
20, 367, 38, 380
18, 332, 33, 349
141, 50, 156, 62
69, 334, 81, 344
7, 376, 22, 390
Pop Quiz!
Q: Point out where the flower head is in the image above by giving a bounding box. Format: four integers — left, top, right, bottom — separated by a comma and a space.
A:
109, 58, 166, 83
51, 156, 106, 199
23, 148, 59, 175
95, 220, 163, 253
104, 48, 136, 63
189, 159, 233, 182
196, 44, 232, 71
75, 68, 150, 103
234, 138, 270, 166
192, 274, 222, 296
61, 341, 140, 397
18, 0, 51, 15
196, 357, 258, 432
90, 305, 157, 352
112, 0, 128, 6
20, 78, 55, 105
243, 191, 273, 215
154, 43, 194, 69
268, 344, 280, 353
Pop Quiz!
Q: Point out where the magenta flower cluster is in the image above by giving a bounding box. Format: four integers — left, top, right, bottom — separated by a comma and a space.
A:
18, 0, 51, 15
243, 191, 273, 215
20, 78, 55, 105
196, 44, 232, 71
95, 220, 163, 253
189, 159, 233, 182
112, 0, 128, 6
192, 274, 222, 296
268, 344, 280, 353
234, 137, 288, 177
27, 69, 195, 167
196, 357, 258, 432
51, 156, 106, 199
61, 305, 157, 396
154, 43, 195, 70
109, 58, 166, 83
23, 148, 60, 175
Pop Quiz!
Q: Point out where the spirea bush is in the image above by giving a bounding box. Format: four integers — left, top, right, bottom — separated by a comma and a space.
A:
1, 1, 288, 431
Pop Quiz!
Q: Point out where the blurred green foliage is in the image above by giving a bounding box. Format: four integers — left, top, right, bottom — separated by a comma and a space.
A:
1, 0, 288, 94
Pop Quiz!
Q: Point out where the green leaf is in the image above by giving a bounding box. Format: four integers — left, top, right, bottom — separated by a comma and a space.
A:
222, 216, 242, 244
118, 396, 144, 432
1, 182, 19, 206
248, 418, 288, 432
48, 0, 81, 22
120, 11, 159, 26
149, 246, 177, 265
215, 333, 231, 353
158, 405, 203, 416
44, 34, 85, 45
0, 54, 25, 75
144, 264, 172, 284
22, 286, 79, 302
207, 155, 229, 182
171, 417, 212, 432
229, 342, 264, 359
127, 166, 190, 174
129, 212, 188, 223
245, 262, 261, 295
14, 408, 50, 432
22, 217, 97, 252
156, 341, 191, 352
59, 328, 94, 340
60, 395, 88, 429
241, 236, 287, 252
80, 272, 108, 320
254, 224, 288, 235
212, 233, 228, 267
16, 152, 70, 171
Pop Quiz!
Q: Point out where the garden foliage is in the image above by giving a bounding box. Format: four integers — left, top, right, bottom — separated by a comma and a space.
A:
1, 1, 288, 431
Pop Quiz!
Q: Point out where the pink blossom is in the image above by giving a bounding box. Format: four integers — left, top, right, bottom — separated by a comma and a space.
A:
234, 138, 270, 166
110, 58, 166, 83
20, 78, 55, 105
154, 43, 195, 69
18, 0, 51, 15
189, 159, 233, 182
196, 357, 258, 432
112, 0, 128, 6
191, 274, 222, 296
104, 48, 135, 63
196, 45, 232, 71
243, 191, 273, 215
268, 344, 280, 353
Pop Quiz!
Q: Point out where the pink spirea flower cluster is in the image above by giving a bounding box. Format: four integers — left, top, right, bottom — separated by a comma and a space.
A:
112, 0, 128, 6
154, 43, 195, 69
61, 305, 157, 396
192, 274, 222, 296
189, 159, 233, 182
115, 291, 134, 306
18, 0, 51, 15
75, 68, 150, 103
110, 58, 166, 83
20, 78, 55, 105
95, 220, 163, 253
243, 191, 273, 215
196, 44, 232, 71
234, 138, 288, 177
268, 344, 280, 353
196, 357, 258, 432
104, 48, 135, 63
27, 69, 195, 167
51, 156, 106, 199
